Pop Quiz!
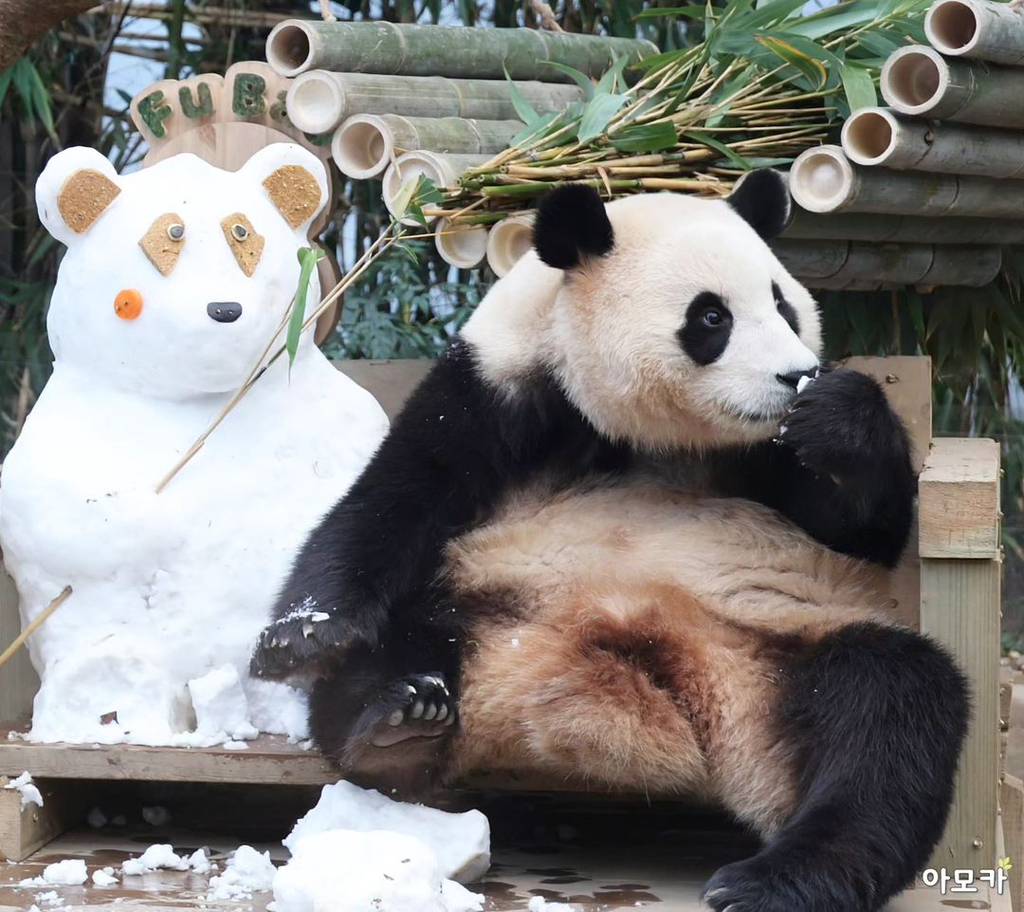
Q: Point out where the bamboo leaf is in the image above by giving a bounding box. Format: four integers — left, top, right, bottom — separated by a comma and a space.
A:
596, 54, 630, 95
684, 129, 753, 170
27, 63, 55, 136
788, 0, 885, 39
841, 62, 877, 111
503, 68, 539, 125
610, 122, 678, 153
288, 247, 325, 370
578, 94, 628, 143
512, 109, 563, 146
754, 34, 829, 88
634, 5, 707, 19
540, 61, 595, 100
0, 67, 13, 109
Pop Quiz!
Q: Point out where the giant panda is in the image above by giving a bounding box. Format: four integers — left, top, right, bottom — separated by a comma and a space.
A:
252, 170, 968, 912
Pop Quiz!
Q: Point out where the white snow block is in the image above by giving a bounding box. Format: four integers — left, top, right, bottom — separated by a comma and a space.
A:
0, 144, 389, 746
285, 780, 491, 883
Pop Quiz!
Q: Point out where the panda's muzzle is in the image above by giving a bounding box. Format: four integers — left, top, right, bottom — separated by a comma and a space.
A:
207, 301, 242, 324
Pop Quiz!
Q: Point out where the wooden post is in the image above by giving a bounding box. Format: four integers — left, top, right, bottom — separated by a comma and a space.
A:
919, 437, 1002, 872
0, 777, 87, 862
0, 570, 35, 726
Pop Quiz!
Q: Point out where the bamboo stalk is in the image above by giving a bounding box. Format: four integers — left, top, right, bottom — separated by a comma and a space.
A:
925, 0, 1024, 65
0, 586, 72, 673
790, 144, 1024, 218
881, 45, 1024, 128
842, 107, 1024, 178
435, 218, 489, 268
332, 114, 523, 179
774, 239, 1001, 287
382, 152, 491, 225
285, 70, 584, 135
784, 210, 1024, 245
486, 213, 535, 276
266, 19, 656, 80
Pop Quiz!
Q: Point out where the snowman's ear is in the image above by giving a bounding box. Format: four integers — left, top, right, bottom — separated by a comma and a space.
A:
36, 147, 122, 247
240, 143, 329, 234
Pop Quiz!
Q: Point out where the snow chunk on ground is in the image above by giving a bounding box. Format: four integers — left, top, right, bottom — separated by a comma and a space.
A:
206, 845, 276, 901
4, 771, 43, 809
188, 665, 258, 744
19, 859, 88, 886
122, 844, 190, 876
244, 678, 310, 741
273, 830, 483, 912
186, 848, 212, 875
91, 867, 118, 887
285, 781, 490, 883
528, 898, 578, 912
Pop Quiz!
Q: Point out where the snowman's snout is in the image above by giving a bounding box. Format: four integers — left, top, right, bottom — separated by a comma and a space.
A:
207, 301, 243, 324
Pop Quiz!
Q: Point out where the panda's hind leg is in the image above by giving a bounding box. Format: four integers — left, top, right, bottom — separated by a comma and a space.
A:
704, 621, 968, 912
308, 647, 456, 799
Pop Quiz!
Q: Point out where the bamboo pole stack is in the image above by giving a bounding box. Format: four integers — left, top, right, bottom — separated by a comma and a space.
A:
266, 21, 655, 267
784, 0, 1024, 289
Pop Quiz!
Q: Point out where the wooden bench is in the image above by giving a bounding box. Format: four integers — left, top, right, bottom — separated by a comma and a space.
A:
0, 356, 1007, 904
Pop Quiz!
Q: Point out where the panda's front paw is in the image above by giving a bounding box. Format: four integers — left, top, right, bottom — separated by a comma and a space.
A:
250, 611, 364, 680
779, 368, 904, 480
365, 673, 457, 747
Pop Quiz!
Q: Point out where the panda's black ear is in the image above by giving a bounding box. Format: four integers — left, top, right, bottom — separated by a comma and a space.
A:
533, 185, 614, 270
727, 169, 791, 241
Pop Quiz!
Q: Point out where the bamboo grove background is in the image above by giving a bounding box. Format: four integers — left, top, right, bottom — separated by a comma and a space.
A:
0, 0, 1021, 634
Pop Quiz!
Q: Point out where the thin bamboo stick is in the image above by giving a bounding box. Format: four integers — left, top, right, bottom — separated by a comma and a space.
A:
842, 107, 1024, 178
881, 45, 1024, 128
285, 70, 584, 135
332, 114, 522, 179
266, 19, 656, 80
925, 0, 1024, 66
0, 586, 72, 673
790, 145, 1024, 218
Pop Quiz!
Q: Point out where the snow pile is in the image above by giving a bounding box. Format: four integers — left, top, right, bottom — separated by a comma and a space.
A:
4, 771, 43, 809
91, 867, 118, 887
122, 844, 210, 877
207, 845, 277, 902
273, 830, 483, 912
270, 781, 489, 912
19, 859, 88, 886
285, 780, 490, 883
0, 145, 389, 747
528, 898, 578, 912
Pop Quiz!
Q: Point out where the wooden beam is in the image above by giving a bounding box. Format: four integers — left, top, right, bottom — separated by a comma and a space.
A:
0, 569, 36, 727
0, 777, 87, 863
920, 437, 1001, 559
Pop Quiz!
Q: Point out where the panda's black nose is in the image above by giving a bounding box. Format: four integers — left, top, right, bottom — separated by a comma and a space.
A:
777, 368, 817, 390
207, 301, 242, 323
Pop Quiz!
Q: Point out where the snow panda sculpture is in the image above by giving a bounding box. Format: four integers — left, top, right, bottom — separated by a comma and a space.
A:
253, 170, 969, 911
0, 144, 388, 746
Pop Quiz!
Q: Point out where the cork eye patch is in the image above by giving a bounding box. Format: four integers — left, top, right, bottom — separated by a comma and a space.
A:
139, 213, 186, 276
220, 213, 265, 277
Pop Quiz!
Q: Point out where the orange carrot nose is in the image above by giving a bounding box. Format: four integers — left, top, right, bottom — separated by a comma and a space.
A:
114, 289, 143, 321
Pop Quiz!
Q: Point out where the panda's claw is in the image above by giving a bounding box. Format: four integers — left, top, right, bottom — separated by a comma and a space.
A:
366, 673, 457, 747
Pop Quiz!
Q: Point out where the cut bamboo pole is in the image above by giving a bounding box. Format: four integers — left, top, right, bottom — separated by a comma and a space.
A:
382, 151, 490, 225
286, 70, 584, 135
774, 239, 1001, 287
266, 20, 656, 80
332, 114, 522, 179
881, 45, 1024, 128
783, 210, 1024, 245
842, 107, 1024, 178
925, 0, 1024, 66
435, 218, 489, 268
486, 213, 535, 276
789, 144, 1024, 217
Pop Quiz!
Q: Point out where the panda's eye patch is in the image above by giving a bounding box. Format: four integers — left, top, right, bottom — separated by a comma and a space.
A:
678, 292, 733, 366
773, 281, 800, 335
139, 212, 186, 276
221, 213, 265, 277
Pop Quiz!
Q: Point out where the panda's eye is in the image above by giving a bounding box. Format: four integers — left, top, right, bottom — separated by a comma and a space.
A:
231, 223, 249, 241
702, 307, 725, 328
166, 223, 185, 241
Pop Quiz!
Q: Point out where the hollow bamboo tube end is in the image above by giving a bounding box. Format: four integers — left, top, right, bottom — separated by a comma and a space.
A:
267, 20, 317, 77
486, 214, 535, 277
789, 146, 856, 214
925, 0, 981, 57
881, 46, 948, 117
841, 108, 900, 167
333, 115, 393, 179
436, 218, 489, 268
288, 71, 346, 134
382, 151, 451, 226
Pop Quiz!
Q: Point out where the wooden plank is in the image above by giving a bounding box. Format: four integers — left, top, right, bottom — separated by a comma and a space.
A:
845, 355, 931, 629
0, 734, 337, 786
922, 556, 1002, 872
1001, 774, 1024, 912
0, 778, 87, 863
920, 437, 1001, 559
0, 569, 35, 727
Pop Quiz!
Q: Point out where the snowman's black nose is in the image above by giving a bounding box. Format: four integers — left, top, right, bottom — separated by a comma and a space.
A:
207, 301, 242, 323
